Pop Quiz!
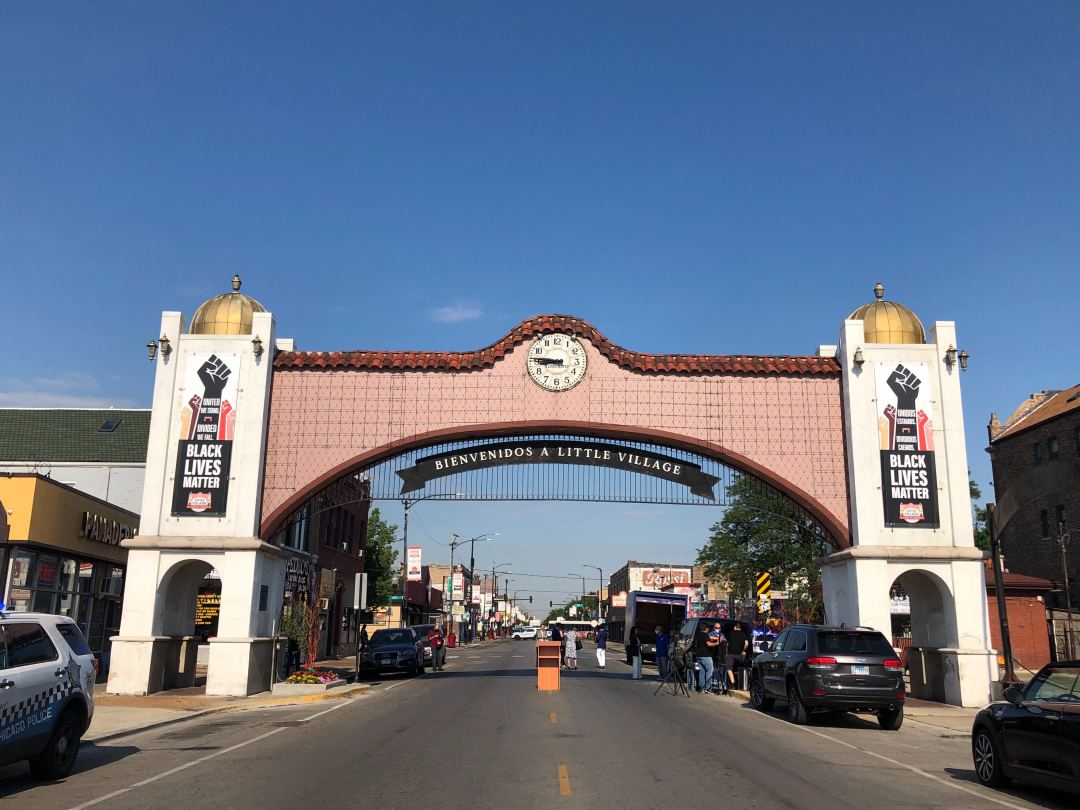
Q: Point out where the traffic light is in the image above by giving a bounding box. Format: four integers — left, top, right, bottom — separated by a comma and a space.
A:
549, 601, 553, 607
529, 596, 533, 603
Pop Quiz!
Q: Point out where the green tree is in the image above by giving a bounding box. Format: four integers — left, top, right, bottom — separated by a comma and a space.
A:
697, 477, 825, 623
970, 478, 990, 551
364, 507, 400, 607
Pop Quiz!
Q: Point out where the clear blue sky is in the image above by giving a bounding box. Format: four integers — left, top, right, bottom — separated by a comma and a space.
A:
3, 4, 1078, 610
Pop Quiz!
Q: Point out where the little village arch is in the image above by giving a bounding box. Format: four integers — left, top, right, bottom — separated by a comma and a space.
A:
108, 282, 995, 706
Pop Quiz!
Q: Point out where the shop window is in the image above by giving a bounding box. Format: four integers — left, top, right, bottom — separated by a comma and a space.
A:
78, 561, 94, 593
1041, 509, 1050, 539
35, 555, 59, 590
10, 550, 34, 588
58, 559, 78, 592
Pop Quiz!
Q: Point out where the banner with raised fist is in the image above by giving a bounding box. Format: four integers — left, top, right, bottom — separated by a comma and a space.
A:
875, 362, 940, 528
171, 353, 241, 517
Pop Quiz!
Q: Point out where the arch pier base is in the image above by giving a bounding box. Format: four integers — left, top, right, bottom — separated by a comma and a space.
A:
820, 546, 995, 708
107, 538, 285, 697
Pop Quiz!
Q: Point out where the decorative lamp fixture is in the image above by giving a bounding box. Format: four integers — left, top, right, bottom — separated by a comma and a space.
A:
146, 339, 158, 361
251, 335, 264, 357
158, 334, 172, 358
959, 350, 969, 371
853, 347, 865, 367
944, 344, 958, 369
232, 273, 242, 293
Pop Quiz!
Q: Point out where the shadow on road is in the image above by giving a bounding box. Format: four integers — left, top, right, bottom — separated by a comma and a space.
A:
0, 743, 139, 799
421, 668, 637, 680
942, 768, 1073, 809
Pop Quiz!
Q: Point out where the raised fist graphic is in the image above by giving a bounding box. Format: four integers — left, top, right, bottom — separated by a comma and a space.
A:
197, 355, 231, 400
886, 364, 920, 412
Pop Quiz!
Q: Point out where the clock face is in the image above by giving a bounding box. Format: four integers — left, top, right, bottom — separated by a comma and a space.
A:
527, 333, 587, 391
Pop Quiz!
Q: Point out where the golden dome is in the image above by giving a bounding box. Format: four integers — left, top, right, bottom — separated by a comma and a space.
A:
848, 282, 925, 344
189, 275, 266, 335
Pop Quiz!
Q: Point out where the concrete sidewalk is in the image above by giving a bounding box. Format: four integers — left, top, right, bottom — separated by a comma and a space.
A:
89, 680, 368, 744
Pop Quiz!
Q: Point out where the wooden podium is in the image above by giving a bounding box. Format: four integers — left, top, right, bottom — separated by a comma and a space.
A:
536, 641, 561, 691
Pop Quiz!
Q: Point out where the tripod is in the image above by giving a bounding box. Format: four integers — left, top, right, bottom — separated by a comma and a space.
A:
654, 654, 691, 697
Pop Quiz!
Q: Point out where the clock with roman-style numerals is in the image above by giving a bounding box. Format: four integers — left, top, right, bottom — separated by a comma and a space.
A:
527, 333, 587, 391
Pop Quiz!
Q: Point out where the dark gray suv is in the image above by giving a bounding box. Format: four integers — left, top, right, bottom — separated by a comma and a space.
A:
750, 624, 905, 730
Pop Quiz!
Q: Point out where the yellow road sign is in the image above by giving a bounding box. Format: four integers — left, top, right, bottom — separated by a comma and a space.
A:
755, 572, 772, 597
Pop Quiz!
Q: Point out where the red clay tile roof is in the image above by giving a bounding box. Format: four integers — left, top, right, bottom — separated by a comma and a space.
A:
274, 314, 841, 377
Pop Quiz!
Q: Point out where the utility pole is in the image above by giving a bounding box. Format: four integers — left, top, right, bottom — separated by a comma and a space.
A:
986, 504, 1016, 683
584, 565, 603, 621
1057, 518, 1074, 660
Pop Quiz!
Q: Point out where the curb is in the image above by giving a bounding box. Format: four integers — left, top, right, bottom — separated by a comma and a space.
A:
87, 684, 369, 744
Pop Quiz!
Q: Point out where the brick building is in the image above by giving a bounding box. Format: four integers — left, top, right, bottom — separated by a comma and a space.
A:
987, 383, 1080, 611
983, 562, 1055, 675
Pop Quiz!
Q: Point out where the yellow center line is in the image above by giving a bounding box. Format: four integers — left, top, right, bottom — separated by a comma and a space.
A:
549, 712, 557, 724
557, 764, 572, 796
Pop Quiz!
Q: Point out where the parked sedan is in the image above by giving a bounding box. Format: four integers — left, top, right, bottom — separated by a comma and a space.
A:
971, 661, 1080, 797
358, 628, 425, 677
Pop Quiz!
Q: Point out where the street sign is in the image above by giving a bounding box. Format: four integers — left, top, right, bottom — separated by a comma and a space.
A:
755, 572, 772, 599
351, 572, 368, 611
757, 596, 771, 614
390, 595, 404, 602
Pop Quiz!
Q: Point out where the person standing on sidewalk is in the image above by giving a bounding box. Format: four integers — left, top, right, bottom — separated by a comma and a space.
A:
628, 626, 643, 679
654, 625, 670, 681
428, 625, 446, 671
595, 624, 608, 669
710, 622, 728, 694
725, 622, 749, 691
694, 623, 714, 693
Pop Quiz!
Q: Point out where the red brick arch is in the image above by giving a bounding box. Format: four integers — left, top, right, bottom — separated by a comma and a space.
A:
259, 420, 851, 548
260, 315, 849, 546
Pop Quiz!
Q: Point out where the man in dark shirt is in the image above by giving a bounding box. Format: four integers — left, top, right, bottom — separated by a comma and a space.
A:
549, 623, 564, 667
693, 625, 715, 693
595, 625, 608, 669
726, 623, 749, 690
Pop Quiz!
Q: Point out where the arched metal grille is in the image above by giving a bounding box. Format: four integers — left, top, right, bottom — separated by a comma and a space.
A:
269, 433, 839, 550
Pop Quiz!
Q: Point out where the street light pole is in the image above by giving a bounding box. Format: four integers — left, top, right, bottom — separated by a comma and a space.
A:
568, 573, 587, 618
491, 562, 511, 637
584, 564, 603, 621
401, 492, 463, 628
464, 533, 499, 644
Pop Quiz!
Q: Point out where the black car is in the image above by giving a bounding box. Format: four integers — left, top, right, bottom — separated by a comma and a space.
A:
358, 628, 425, 677
750, 624, 905, 729
971, 661, 1080, 796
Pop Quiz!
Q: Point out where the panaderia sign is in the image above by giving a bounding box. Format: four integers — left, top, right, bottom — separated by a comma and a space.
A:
875, 362, 940, 528
396, 440, 720, 499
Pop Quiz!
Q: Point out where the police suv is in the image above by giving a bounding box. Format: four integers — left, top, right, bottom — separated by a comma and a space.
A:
1, 611, 97, 779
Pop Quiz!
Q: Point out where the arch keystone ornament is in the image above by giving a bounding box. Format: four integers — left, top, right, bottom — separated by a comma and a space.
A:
110, 288, 995, 706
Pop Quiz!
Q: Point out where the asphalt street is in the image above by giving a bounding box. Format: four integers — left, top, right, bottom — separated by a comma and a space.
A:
0, 640, 1074, 810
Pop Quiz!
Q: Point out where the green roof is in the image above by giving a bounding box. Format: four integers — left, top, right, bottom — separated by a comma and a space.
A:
0, 409, 151, 464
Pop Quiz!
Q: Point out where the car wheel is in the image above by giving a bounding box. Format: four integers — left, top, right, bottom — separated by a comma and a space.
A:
29, 708, 82, 780
786, 683, 809, 725
878, 705, 903, 731
750, 675, 774, 711
972, 728, 1009, 787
